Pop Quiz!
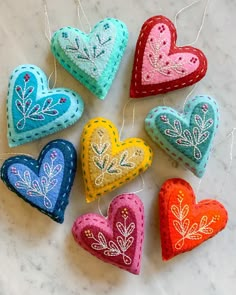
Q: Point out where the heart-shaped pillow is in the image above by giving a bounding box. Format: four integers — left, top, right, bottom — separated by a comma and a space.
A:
145, 95, 219, 177
130, 15, 207, 98
159, 178, 228, 260
7, 64, 84, 147
51, 18, 128, 99
1, 139, 77, 223
72, 193, 144, 274
80, 117, 153, 202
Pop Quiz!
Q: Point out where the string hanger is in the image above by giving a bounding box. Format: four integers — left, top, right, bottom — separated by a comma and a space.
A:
119, 99, 136, 141
42, 0, 57, 89
97, 174, 145, 218
74, 0, 92, 33
174, 0, 210, 46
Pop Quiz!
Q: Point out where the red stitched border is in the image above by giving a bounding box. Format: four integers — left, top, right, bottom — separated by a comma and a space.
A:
130, 15, 208, 98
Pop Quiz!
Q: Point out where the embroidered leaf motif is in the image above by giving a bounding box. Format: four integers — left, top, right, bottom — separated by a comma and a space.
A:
161, 105, 214, 160
15, 181, 29, 190
165, 129, 179, 137
171, 205, 180, 219
116, 221, 126, 236
91, 242, 107, 251
52, 164, 62, 178
174, 120, 182, 134
172, 193, 218, 250
203, 119, 213, 130
24, 170, 31, 185
106, 158, 121, 174
187, 233, 202, 240
195, 114, 203, 128
120, 151, 135, 168
91, 142, 110, 155
126, 222, 135, 237
16, 99, 24, 113
43, 163, 51, 177
47, 179, 58, 192
98, 232, 107, 248
198, 131, 209, 144
33, 179, 42, 194
93, 155, 109, 171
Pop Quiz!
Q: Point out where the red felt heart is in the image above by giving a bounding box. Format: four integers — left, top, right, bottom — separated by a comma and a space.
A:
159, 178, 228, 260
72, 193, 144, 274
130, 15, 207, 98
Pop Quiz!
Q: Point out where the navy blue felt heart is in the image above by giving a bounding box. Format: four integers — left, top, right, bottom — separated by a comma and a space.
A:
0, 139, 77, 223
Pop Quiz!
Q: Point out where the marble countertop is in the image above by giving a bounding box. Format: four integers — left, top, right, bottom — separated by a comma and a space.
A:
0, 0, 236, 294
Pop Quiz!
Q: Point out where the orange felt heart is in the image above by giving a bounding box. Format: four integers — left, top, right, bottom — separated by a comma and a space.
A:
159, 178, 228, 260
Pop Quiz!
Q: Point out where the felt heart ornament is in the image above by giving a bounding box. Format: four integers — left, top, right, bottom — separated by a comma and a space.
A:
145, 95, 219, 177
72, 193, 144, 274
7, 64, 84, 147
0, 139, 77, 223
80, 117, 153, 203
130, 15, 207, 98
159, 178, 228, 260
51, 18, 128, 100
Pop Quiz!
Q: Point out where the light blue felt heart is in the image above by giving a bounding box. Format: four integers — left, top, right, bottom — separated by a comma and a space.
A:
51, 18, 128, 99
0, 139, 77, 223
7, 64, 84, 147
145, 96, 219, 177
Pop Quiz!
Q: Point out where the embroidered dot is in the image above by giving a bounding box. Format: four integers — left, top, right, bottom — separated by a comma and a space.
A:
24, 74, 30, 82
190, 57, 198, 64
50, 151, 58, 160
178, 57, 182, 61
62, 32, 68, 38
160, 115, 168, 122
16, 86, 21, 91
59, 98, 67, 103
11, 167, 17, 174
202, 104, 208, 112
104, 23, 110, 30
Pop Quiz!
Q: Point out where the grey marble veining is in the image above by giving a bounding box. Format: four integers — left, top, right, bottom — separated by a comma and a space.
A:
0, 0, 236, 294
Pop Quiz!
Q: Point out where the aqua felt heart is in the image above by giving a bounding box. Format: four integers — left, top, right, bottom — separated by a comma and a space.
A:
51, 18, 128, 99
7, 64, 84, 147
0, 139, 77, 223
145, 96, 219, 177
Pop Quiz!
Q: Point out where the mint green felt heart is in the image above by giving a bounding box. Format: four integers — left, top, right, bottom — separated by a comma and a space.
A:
145, 96, 219, 177
7, 64, 84, 147
51, 18, 128, 100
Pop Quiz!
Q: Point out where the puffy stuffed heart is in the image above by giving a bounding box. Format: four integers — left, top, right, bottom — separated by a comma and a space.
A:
51, 18, 128, 99
7, 64, 84, 147
145, 95, 219, 177
80, 117, 153, 202
159, 178, 228, 260
72, 193, 144, 274
0, 139, 77, 223
130, 15, 207, 98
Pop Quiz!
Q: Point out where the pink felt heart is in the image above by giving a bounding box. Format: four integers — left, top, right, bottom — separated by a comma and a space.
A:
72, 193, 144, 275
142, 24, 200, 84
130, 15, 207, 98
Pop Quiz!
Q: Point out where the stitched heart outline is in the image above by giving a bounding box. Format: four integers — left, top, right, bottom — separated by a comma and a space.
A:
159, 178, 228, 260
72, 193, 144, 274
80, 117, 153, 202
145, 95, 219, 177
51, 18, 128, 99
1, 139, 77, 223
7, 64, 84, 147
130, 15, 207, 98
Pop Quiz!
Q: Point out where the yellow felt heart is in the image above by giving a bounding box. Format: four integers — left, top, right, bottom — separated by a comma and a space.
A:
81, 117, 153, 202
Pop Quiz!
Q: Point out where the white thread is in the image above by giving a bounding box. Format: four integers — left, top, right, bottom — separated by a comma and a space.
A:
174, 0, 210, 46
129, 174, 145, 195
43, 0, 57, 89
74, 0, 92, 33
182, 84, 198, 110
97, 197, 107, 218
119, 99, 137, 140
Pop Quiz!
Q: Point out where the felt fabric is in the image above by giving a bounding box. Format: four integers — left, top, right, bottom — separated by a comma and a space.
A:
72, 193, 144, 275
130, 15, 207, 98
51, 18, 128, 100
145, 95, 219, 177
7, 64, 84, 147
80, 117, 153, 202
0, 139, 77, 223
159, 178, 228, 260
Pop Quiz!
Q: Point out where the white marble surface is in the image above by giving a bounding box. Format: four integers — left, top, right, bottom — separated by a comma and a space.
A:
0, 0, 236, 294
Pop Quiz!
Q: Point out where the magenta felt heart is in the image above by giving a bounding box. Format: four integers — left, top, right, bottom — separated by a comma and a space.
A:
72, 193, 144, 275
